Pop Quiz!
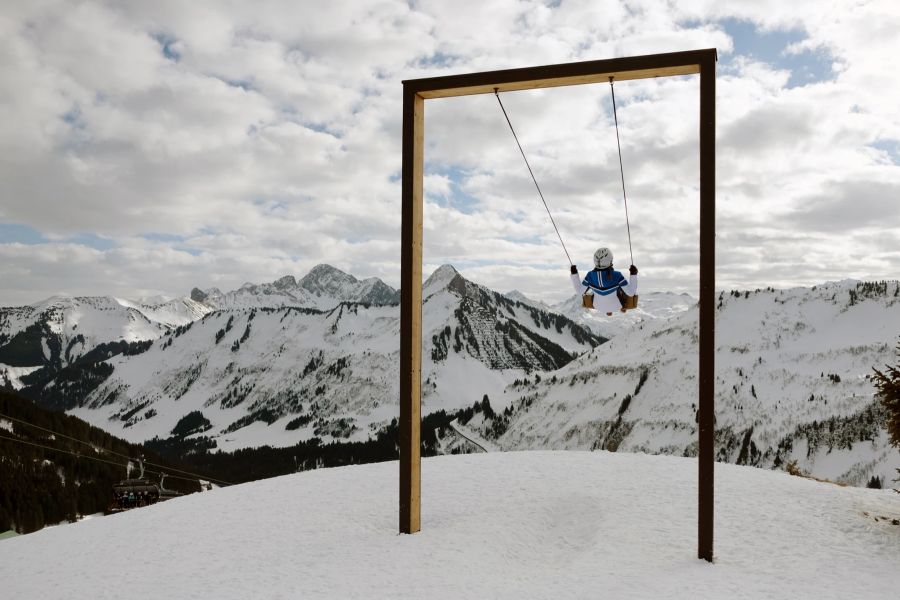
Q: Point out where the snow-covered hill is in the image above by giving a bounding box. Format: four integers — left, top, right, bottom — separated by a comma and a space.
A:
462, 280, 900, 486
62, 265, 599, 451
1, 452, 897, 599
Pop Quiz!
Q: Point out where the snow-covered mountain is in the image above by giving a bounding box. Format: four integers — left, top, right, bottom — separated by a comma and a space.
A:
0, 264, 397, 389
2, 452, 898, 599
457, 280, 900, 486
0, 295, 209, 379
3, 266, 898, 487
190, 264, 400, 311
53, 265, 600, 451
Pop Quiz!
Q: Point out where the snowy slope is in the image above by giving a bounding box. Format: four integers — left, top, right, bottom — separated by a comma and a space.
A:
67, 266, 600, 451
1, 452, 898, 599
473, 280, 900, 486
504, 289, 552, 311
114, 296, 210, 328
553, 288, 695, 339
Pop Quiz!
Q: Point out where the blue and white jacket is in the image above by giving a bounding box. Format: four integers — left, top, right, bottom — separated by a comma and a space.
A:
570, 268, 638, 314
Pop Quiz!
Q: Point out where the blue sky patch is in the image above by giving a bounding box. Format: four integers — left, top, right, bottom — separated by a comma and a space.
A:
0, 224, 117, 250
223, 78, 254, 91
151, 33, 181, 62
303, 121, 342, 138
417, 51, 460, 69
871, 139, 900, 164
61, 105, 86, 129
251, 198, 292, 214
68, 233, 116, 251
0, 223, 46, 245
426, 164, 482, 214
718, 18, 835, 88
142, 233, 206, 256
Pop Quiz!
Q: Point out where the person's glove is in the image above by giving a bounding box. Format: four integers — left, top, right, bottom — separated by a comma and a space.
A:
629, 265, 638, 275
570, 265, 578, 275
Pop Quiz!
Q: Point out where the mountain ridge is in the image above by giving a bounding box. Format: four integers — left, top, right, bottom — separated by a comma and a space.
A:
20, 266, 601, 452
2, 269, 898, 487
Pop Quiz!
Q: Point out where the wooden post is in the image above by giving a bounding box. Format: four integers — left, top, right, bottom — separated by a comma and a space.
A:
400, 50, 717, 555
697, 52, 717, 563
399, 88, 424, 534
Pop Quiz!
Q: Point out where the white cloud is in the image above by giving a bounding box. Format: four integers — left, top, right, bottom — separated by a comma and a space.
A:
0, 0, 898, 306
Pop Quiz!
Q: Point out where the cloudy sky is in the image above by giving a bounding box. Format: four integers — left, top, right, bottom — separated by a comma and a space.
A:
1, 0, 898, 306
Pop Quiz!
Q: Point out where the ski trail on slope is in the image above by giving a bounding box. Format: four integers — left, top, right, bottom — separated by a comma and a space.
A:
449, 419, 498, 452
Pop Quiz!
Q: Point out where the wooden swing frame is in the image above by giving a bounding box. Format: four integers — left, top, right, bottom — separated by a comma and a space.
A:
399, 48, 717, 562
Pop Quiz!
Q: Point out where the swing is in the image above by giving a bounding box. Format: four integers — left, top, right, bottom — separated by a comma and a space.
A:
495, 77, 639, 313
580, 288, 638, 311
581, 288, 638, 311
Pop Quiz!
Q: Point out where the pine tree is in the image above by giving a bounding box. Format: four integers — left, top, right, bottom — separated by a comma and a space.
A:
481, 395, 494, 419
873, 348, 900, 485
873, 355, 900, 449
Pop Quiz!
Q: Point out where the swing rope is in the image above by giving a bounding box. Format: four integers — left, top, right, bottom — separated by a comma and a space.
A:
494, 88, 573, 267
609, 77, 634, 267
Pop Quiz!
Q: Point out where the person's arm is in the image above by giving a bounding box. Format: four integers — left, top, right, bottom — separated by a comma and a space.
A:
570, 265, 588, 295
621, 265, 638, 296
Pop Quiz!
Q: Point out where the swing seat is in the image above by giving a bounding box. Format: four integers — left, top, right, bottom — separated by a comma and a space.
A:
582, 292, 638, 312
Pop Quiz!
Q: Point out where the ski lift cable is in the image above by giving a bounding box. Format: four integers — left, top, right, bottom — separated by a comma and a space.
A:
493, 88, 573, 267
0, 432, 139, 470
0, 410, 232, 485
609, 77, 634, 266
0, 411, 233, 486
0, 433, 216, 484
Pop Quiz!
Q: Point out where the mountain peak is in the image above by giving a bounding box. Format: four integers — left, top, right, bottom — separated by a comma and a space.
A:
306, 264, 354, 280
190, 287, 208, 302
299, 264, 358, 296
504, 290, 548, 310
273, 275, 297, 290
425, 264, 458, 285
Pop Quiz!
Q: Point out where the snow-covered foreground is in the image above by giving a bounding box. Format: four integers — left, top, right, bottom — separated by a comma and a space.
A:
2, 452, 898, 599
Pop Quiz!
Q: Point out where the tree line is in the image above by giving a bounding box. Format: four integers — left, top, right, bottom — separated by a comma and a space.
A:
0, 389, 199, 534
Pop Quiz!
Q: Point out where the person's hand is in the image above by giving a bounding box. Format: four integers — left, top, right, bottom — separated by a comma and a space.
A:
629, 265, 638, 275
570, 265, 578, 274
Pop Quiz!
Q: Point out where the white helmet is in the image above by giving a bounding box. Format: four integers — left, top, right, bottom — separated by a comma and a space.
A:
593, 247, 613, 269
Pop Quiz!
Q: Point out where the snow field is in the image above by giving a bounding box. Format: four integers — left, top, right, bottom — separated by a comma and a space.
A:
1, 451, 898, 599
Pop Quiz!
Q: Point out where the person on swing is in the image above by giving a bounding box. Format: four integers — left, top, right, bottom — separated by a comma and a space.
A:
570, 247, 638, 316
